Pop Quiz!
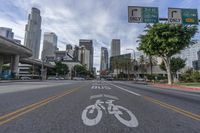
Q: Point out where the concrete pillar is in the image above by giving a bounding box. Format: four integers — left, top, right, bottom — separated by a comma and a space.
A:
10, 55, 19, 77
0, 56, 3, 74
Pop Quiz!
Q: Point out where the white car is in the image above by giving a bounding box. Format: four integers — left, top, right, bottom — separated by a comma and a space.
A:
73, 77, 85, 80
47, 77, 59, 80
20, 77, 31, 80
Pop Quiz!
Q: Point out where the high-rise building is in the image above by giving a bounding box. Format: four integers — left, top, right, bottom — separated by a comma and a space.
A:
65, 44, 73, 58
111, 39, 120, 57
0, 27, 21, 44
73, 45, 79, 62
100, 47, 108, 71
42, 32, 57, 59
66, 44, 73, 50
24, 7, 42, 59
0, 27, 14, 39
174, 41, 200, 67
79, 39, 93, 71
93, 67, 97, 76
78, 46, 90, 70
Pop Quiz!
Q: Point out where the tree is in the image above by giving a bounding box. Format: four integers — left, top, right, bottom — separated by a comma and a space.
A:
160, 57, 186, 81
55, 61, 69, 76
73, 65, 88, 77
148, 55, 157, 75
138, 23, 197, 84
138, 55, 147, 75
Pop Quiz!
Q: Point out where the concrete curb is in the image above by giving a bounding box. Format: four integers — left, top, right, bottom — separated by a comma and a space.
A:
151, 84, 200, 92
0, 80, 44, 83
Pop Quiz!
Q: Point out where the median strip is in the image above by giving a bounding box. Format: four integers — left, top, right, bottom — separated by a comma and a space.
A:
0, 88, 79, 125
144, 96, 200, 121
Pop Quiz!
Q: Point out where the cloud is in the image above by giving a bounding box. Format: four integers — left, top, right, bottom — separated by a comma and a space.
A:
1, 0, 200, 70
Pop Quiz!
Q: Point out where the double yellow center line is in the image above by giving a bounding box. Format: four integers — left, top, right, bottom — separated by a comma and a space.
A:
144, 96, 200, 121
0, 87, 79, 125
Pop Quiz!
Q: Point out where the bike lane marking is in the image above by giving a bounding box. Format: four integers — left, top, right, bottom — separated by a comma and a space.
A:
81, 93, 139, 128
108, 83, 141, 96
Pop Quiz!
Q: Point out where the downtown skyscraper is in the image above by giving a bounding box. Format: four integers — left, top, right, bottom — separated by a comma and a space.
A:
42, 32, 57, 59
100, 47, 108, 71
111, 39, 120, 57
79, 39, 93, 71
24, 7, 42, 59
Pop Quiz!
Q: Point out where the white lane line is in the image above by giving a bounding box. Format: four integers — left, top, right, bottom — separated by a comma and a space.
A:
118, 82, 200, 98
109, 83, 141, 97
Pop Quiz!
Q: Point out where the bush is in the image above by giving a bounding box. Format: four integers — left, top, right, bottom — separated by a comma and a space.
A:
180, 70, 200, 82
146, 74, 155, 80
146, 74, 167, 81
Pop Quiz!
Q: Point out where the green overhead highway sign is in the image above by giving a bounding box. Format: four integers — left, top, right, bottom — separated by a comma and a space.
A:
168, 8, 198, 25
182, 9, 198, 25
128, 6, 159, 23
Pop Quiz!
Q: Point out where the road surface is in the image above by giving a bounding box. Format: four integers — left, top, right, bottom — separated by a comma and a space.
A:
0, 80, 199, 133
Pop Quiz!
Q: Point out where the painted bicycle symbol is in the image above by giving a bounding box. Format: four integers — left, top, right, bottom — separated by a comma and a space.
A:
81, 99, 138, 127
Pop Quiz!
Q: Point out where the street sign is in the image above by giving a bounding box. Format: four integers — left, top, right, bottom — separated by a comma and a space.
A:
128, 6, 159, 23
128, 7, 142, 23
168, 8, 198, 25
168, 8, 182, 24
182, 9, 198, 25
142, 7, 159, 23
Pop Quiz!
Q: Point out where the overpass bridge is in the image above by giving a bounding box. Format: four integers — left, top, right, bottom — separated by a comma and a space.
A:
0, 36, 54, 79
0, 36, 32, 76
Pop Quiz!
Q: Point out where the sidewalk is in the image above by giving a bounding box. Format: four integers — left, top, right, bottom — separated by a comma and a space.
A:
151, 83, 200, 92
0, 79, 43, 83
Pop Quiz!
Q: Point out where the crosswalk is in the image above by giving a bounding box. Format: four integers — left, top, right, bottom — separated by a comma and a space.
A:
91, 85, 111, 90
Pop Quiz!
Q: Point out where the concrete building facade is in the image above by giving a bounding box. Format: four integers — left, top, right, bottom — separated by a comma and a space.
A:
0, 27, 21, 44
66, 44, 73, 50
0, 27, 14, 40
73, 45, 79, 62
100, 47, 108, 71
174, 41, 200, 68
24, 7, 42, 59
78, 46, 90, 70
42, 32, 57, 59
111, 39, 120, 57
0, 36, 32, 79
66, 44, 73, 58
79, 39, 93, 71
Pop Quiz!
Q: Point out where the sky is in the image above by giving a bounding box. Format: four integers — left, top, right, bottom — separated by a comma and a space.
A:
0, 0, 200, 70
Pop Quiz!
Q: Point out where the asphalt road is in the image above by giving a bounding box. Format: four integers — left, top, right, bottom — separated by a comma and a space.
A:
0, 80, 199, 133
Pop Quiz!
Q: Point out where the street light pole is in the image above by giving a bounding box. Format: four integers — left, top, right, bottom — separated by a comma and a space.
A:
126, 48, 135, 61
126, 48, 137, 80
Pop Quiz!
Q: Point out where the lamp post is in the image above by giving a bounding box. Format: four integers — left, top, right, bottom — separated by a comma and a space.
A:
126, 48, 137, 80
126, 48, 136, 60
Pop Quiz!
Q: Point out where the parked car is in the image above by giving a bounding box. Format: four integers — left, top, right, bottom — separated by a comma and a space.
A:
59, 77, 65, 80
20, 77, 31, 80
73, 77, 85, 80
106, 77, 114, 81
47, 77, 59, 80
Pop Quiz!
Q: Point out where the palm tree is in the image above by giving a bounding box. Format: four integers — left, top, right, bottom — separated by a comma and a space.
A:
139, 55, 145, 76
148, 55, 158, 75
